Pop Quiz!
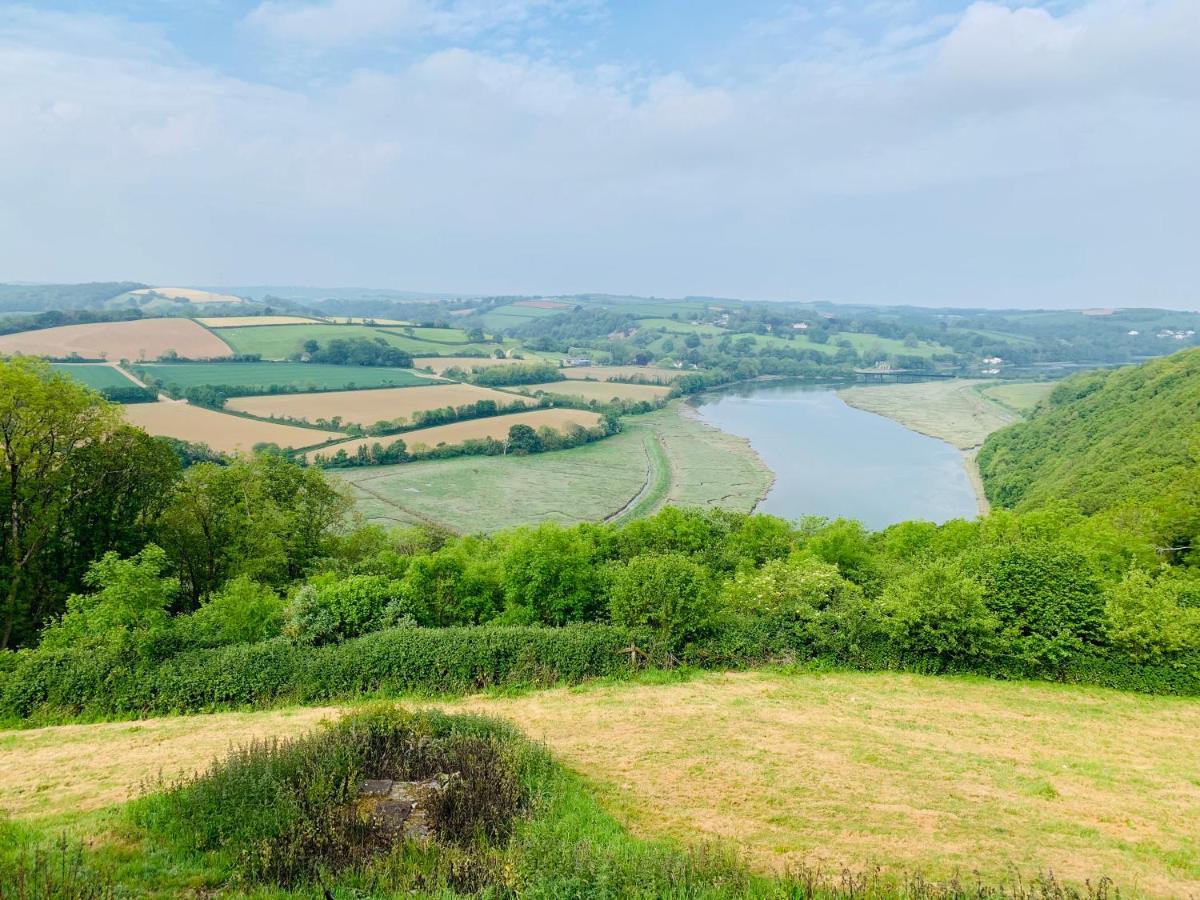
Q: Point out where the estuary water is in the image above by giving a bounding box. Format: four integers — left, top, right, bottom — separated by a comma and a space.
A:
693, 380, 979, 529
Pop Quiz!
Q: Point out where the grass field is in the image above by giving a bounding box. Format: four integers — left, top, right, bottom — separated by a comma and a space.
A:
227, 383, 527, 426
215, 324, 498, 359
50, 362, 140, 390
562, 365, 680, 383
636, 317, 727, 335
4, 671, 1196, 895
196, 315, 320, 327
838, 380, 1020, 449
981, 381, 1055, 415
331, 404, 770, 531
0, 319, 233, 361
834, 331, 950, 358
129, 287, 242, 304
375, 325, 472, 342
133, 361, 432, 393
514, 380, 672, 402
413, 356, 521, 374
123, 402, 343, 453
311, 408, 604, 462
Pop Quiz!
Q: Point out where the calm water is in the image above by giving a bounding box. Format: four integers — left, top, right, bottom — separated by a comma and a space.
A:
694, 380, 979, 528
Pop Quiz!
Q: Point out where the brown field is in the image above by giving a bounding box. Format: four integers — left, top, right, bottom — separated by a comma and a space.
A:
123, 402, 342, 453
515, 380, 671, 402
0, 318, 233, 361
227, 383, 526, 426
308, 408, 603, 461
413, 356, 522, 374
3, 671, 1198, 895
562, 365, 680, 384
130, 287, 243, 304
197, 315, 320, 327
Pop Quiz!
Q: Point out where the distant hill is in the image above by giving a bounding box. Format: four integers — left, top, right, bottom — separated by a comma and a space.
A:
978, 348, 1200, 522
0, 282, 148, 312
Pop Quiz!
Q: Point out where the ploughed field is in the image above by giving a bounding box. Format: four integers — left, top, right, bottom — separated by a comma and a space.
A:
308, 408, 603, 461
4, 671, 1196, 896
227, 383, 527, 426
134, 361, 434, 392
122, 402, 342, 453
514, 379, 672, 402
0, 318, 233, 361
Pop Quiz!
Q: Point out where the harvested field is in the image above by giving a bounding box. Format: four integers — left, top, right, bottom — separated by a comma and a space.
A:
0, 318, 233, 361
4, 671, 1198, 895
135, 362, 432, 393
838, 379, 1019, 449
414, 356, 521, 374
515, 380, 671, 402
562, 365, 680, 384
123, 402, 342, 453
130, 287, 242, 303
196, 315, 319, 327
228, 383, 527, 426
310, 408, 603, 462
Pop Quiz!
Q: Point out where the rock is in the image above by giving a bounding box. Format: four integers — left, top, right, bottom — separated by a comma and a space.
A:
356, 773, 460, 842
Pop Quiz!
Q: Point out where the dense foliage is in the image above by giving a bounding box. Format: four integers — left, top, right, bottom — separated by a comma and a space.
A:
979, 349, 1200, 564
295, 336, 413, 367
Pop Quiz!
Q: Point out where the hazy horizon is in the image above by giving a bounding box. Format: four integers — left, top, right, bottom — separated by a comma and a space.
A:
2, 1, 1198, 309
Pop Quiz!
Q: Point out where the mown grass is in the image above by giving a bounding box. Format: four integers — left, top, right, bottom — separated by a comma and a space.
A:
133, 361, 432, 393
2, 671, 1190, 896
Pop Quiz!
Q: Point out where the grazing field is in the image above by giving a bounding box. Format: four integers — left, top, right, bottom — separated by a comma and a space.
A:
5, 671, 1196, 895
375, 325, 472, 342
214, 324, 490, 359
637, 317, 726, 335
515, 379, 671, 402
562, 365, 680, 383
196, 315, 319, 327
332, 404, 769, 531
311, 408, 603, 461
129, 287, 243, 303
413, 355, 520, 374
228, 383, 526, 425
0, 318, 233, 361
134, 361, 432, 393
838, 379, 1019, 449
50, 362, 140, 390
324, 317, 411, 325
981, 380, 1055, 415
123, 402, 342, 453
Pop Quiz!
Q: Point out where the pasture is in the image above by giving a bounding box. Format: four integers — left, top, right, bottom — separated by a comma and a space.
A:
227, 383, 526, 426
637, 316, 726, 335
413, 355, 520, 374
216, 323, 499, 359
981, 380, 1055, 415
833, 331, 951, 358
838, 379, 1019, 449
515, 379, 672, 402
122, 402, 342, 453
4, 671, 1193, 894
128, 287, 242, 304
0, 318, 233, 361
562, 364, 680, 383
50, 362, 140, 391
333, 404, 769, 531
310, 408, 604, 461
133, 361, 431, 393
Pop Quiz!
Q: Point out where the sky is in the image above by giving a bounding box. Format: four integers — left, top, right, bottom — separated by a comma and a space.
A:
0, 0, 1197, 308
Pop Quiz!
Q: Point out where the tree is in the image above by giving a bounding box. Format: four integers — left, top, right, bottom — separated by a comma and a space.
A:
878, 559, 998, 662
499, 524, 601, 624
0, 357, 122, 648
608, 552, 715, 646
1104, 569, 1200, 660
506, 423, 542, 455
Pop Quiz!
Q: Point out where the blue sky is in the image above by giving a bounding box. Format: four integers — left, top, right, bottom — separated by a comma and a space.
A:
1, 0, 1197, 307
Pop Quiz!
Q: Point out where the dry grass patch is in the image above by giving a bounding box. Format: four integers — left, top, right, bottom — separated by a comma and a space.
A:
310, 408, 603, 460
838, 380, 1018, 449
562, 365, 680, 384
197, 315, 321, 327
2, 671, 1198, 894
413, 356, 521, 374
130, 287, 243, 304
227, 383, 524, 427
515, 380, 671, 402
0, 319, 233, 362
124, 402, 343, 453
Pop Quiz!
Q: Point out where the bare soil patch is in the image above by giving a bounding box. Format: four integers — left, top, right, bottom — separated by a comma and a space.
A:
123, 402, 342, 453
0, 319, 233, 361
228, 383, 525, 427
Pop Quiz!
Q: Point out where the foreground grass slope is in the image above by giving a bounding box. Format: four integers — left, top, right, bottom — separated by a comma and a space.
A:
3, 670, 1197, 895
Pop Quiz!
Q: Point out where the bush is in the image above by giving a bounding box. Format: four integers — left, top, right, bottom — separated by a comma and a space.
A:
877, 559, 999, 663
608, 553, 716, 647
1104, 569, 1200, 660
176, 576, 284, 648
283, 575, 400, 645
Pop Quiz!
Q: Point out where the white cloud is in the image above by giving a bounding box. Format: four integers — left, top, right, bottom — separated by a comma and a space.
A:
0, 1, 1197, 306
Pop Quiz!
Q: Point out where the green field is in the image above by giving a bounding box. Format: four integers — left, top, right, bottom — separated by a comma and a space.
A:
374, 325, 472, 342
133, 361, 432, 393
636, 317, 726, 335
332, 403, 771, 532
838, 379, 1019, 449
980, 380, 1055, 415
214, 324, 501, 359
833, 331, 950, 358
50, 363, 139, 390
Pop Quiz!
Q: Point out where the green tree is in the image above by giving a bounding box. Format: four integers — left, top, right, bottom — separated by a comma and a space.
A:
1104, 569, 1200, 660
878, 559, 998, 662
179, 575, 284, 648
608, 552, 715, 646
499, 524, 601, 624
506, 423, 542, 455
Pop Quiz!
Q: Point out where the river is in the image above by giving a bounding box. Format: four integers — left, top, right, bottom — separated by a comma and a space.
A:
693, 380, 980, 528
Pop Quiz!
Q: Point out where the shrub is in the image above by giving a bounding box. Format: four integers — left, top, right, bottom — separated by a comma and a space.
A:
176, 576, 284, 648
877, 559, 999, 663
720, 554, 858, 622
283, 575, 400, 645
1104, 569, 1200, 660
608, 553, 716, 647
499, 524, 604, 625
